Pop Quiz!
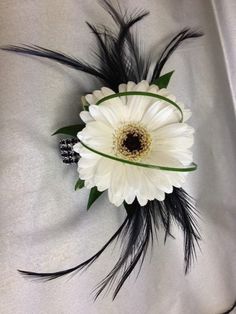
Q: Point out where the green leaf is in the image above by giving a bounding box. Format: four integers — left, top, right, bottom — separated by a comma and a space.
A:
153, 71, 174, 89
87, 187, 103, 210
74, 178, 85, 191
81, 96, 90, 111
52, 124, 85, 136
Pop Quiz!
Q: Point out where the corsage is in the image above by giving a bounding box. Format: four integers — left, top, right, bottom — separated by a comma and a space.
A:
2, 0, 203, 300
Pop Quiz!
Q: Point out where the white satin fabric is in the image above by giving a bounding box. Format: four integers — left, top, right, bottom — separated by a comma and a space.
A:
0, 1, 236, 313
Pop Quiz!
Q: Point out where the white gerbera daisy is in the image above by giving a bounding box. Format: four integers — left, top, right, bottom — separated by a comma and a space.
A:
73, 80, 195, 207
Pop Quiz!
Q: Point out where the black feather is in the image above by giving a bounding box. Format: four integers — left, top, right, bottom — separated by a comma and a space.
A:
1, 45, 106, 80
151, 28, 203, 82
164, 188, 200, 273
1, 1, 150, 91
93, 188, 200, 299
18, 188, 200, 300
221, 300, 236, 314
94, 199, 157, 300
18, 216, 129, 281
96, 0, 150, 86
1, 5, 202, 89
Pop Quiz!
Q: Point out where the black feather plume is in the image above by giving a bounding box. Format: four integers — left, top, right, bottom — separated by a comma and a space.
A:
18, 188, 200, 300
164, 188, 200, 273
95, 0, 151, 87
18, 216, 129, 281
1, 44, 106, 80
93, 188, 200, 299
2, 1, 150, 91
1, 3, 202, 89
151, 28, 203, 82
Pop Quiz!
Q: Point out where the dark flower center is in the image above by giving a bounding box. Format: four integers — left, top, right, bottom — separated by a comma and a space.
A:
122, 132, 143, 153
114, 123, 152, 160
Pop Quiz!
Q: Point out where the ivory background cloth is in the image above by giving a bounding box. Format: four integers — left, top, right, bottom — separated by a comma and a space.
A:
0, 1, 236, 313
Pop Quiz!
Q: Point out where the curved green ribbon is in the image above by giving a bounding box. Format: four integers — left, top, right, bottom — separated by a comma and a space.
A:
79, 140, 197, 172
96, 91, 184, 122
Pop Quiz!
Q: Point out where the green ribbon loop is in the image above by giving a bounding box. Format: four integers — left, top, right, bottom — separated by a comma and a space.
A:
96, 91, 184, 123
79, 140, 197, 172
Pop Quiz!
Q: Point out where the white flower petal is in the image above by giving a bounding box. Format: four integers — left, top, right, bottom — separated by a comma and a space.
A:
118, 83, 128, 105
136, 80, 149, 90
108, 163, 126, 206
100, 87, 124, 108
118, 83, 127, 93
142, 104, 178, 131
137, 195, 148, 206
80, 111, 94, 123
143, 168, 173, 194
122, 165, 141, 203
146, 151, 182, 167
126, 81, 136, 91
147, 149, 192, 167
101, 87, 115, 96
78, 157, 99, 168
157, 88, 169, 97
177, 102, 192, 122
74, 144, 98, 160
94, 106, 123, 127
126, 81, 154, 121
154, 136, 194, 150
137, 169, 157, 201
73, 142, 82, 154
77, 121, 113, 150
172, 150, 193, 165
148, 84, 159, 93
183, 109, 192, 122
153, 123, 194, 139
93, 90, 104, 102
85, 94, 96, 106
89, 105, 112, 127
